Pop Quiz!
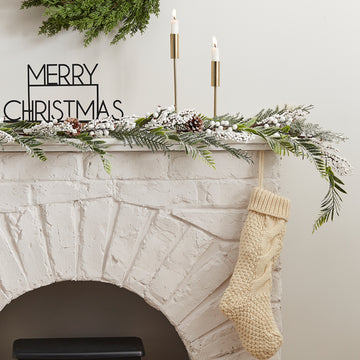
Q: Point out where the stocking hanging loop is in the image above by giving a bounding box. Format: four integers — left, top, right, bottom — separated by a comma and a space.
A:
258, 150, 265, 189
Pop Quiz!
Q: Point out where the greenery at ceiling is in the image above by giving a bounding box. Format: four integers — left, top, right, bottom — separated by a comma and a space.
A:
20, 0, 161, 46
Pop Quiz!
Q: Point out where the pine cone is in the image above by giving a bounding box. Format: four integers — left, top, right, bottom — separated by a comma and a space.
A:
185, 115, 204, 132
65, 117, 82, 136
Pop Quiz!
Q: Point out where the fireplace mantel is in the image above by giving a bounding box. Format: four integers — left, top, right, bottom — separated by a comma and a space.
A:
1, 138, 269, 152
0, 144, 281, 360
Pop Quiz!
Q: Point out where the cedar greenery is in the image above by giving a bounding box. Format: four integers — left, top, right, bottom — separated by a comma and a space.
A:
20, 0, 161, 46
0, 105, 350, 231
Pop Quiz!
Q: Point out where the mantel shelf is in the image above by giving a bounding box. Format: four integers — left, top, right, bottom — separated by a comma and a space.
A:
1, 138, 269, 153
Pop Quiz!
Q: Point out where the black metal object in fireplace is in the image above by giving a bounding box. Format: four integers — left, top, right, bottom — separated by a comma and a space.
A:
13, 337, 145, 359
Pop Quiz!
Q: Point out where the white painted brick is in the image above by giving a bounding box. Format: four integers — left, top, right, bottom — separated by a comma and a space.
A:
178, 281, 229, 342
189, 322, 242, 360
125, 214, 186, 297
102, 204, 153, 285
163, 240, 239, 324
7, 207, 54, 289
115, 180, 198, 208
32, 181, 113, 204
196, 180, 254, 208
84, 152, 169, 180
0, 153, 82, 180
42, 203, 77, 281
77, 198, 112, 280
272, 302, 283, 333
0, 216, 29, 299
0, 290, 10, 312
0, 183, 31, 212
149, 227, 212, 302
33, 182, 82, 204
260, 151, 281, 180
271, 270, 282, 303
172, 209, 247, 240
168, 152, 257, 180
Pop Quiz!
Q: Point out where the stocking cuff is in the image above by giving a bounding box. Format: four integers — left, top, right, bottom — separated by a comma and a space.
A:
248, 187, 290, 220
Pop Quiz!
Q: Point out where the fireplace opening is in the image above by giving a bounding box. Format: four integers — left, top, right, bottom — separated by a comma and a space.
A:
0, 281, 189, 360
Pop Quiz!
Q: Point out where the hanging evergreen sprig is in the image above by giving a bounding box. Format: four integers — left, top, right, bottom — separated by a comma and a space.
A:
20, 0, 161, 46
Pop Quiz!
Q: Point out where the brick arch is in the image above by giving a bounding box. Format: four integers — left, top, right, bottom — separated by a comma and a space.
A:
0, 198, 245, 359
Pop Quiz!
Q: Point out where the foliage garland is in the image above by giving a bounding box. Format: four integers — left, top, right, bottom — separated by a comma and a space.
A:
20, 0, 161, 46
0, 105, 351, 232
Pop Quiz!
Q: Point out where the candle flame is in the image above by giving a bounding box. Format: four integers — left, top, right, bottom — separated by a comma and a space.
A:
172, 9, 177, 20
212, 36, 217, 48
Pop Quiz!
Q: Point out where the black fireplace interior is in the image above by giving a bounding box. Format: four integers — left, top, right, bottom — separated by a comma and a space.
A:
0, 281, 189, 360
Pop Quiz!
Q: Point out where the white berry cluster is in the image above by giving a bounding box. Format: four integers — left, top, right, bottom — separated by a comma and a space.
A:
324, 151, 353, 176
312, 139, 353, 176
204, 120, 255, 142
82, 115, 137, 137
144, 106, 199, 129
256, 109, 307, 129
214, 129, 255, 142
0, 130, 14, 144
22, 121, 81, 136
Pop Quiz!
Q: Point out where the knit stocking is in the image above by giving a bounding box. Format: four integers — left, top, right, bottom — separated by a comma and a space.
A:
220, 187, 290, 360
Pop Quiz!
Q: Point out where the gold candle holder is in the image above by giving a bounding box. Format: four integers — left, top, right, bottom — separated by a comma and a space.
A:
211, 61, 220, 117
170, 34, 179, 111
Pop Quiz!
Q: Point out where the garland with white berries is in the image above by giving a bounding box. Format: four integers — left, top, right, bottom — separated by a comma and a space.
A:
0, 105, 351, 231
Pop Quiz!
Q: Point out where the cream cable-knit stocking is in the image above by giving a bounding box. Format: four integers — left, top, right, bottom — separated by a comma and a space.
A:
220, 187, 290, 360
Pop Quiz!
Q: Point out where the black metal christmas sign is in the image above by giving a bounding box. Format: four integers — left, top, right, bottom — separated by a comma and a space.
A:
3, 63, 124, 122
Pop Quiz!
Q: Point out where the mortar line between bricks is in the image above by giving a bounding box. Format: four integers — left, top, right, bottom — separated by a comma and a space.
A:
74, 200, 84, 279
145, 223, 191, 299
117, 200, 164, 212
179, 277, 231, 338
3, 214, 32, 291
190, 320, 242, 352
0, 280, 10, 301
36, 205, 56, 280
0, 177, 279, 184
209, 348, 248, 360
170, 213, 242, 242
101, 200, 121, 279
122, 210, 158, 285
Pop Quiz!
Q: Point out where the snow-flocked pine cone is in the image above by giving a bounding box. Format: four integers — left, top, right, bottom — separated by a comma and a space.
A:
185, 115, 204, 132
65, 117, 82, 136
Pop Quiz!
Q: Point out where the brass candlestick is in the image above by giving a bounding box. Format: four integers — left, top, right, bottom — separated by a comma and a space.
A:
170, 33, 179, 111
211, 61, 220, 117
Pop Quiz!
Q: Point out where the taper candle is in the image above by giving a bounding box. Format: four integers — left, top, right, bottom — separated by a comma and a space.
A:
170, 9, 179, 111
211, 36, 220, 61
171, 9, 179, 34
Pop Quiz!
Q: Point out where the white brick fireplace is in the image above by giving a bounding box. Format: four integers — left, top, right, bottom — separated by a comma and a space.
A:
0, 142, 282, 360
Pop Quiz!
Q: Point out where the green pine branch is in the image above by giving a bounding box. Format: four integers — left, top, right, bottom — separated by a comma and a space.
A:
21, 0, 160, 46
168, 132, 216, 168
313, 167, 346, 232
110, 125, 171, 154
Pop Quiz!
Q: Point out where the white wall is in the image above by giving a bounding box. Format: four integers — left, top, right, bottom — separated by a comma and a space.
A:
0, 0, 359, 359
